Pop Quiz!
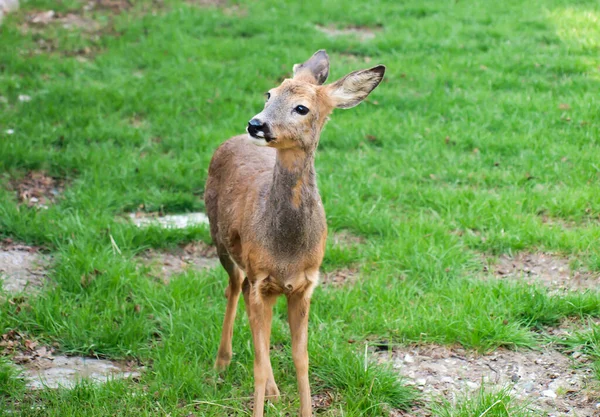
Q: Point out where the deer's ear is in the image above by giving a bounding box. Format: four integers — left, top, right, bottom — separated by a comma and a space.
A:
293, 50, 330, 85
325, 65, 385, 109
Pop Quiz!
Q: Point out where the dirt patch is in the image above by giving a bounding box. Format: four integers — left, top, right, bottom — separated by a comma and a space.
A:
24, 10, 101, 32
138, 241, 218, 284
0, 0, 18, 24
22, 355, 141, 389
486, 252, 600, 292
377, 345, 599, 416
185, 0, 227, 6
311, 391, 334, 410
0, 243, 49, 294
316, 24, 381, 42
339, 53, 373, 64
84, 0, 132, 13
129, 212, 209, 229
321, 267, 358, 287
1, 330, 141, 389
8, 171, 65, 209
330, 230, 365, 247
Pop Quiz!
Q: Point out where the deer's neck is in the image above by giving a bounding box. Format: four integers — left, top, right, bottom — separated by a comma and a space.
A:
271, 148, 317, 208
262, 147, 323, 253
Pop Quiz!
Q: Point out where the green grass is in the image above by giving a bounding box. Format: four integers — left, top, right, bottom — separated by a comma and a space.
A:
559, 319, 600, 379
1, 0, 600, 415
431, 385, 537, 417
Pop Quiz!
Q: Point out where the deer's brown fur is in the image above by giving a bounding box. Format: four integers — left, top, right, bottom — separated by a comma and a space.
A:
205, 50, 385, 417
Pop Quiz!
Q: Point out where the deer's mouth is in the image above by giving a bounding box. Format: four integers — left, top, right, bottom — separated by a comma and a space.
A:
247, 128, 276, 143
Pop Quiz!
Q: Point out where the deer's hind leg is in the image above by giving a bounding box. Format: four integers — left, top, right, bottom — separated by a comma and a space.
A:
215, 249, 244, 371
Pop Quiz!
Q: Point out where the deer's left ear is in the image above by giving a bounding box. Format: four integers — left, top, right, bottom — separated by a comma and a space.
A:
325, 65, 386, 109
293, 50, 330, 85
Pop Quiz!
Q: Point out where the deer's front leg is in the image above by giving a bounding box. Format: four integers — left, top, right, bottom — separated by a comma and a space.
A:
287, 291, 312, 417
245, 277, 277, 417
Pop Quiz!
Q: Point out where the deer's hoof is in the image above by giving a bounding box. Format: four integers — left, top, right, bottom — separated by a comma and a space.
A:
265, 382, 280, 402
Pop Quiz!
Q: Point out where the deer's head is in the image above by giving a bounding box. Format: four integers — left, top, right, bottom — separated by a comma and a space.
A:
247, 50, 385, 152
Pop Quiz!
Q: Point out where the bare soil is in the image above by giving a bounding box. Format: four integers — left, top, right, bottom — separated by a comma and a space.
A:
330, 230, 365, 247
8, 171, 65, 209
486, 252, 600, 292
2, 329, 141, 389
377, 344, 599, 416
138, 241, 218, 284
128, 212, 209, 229
316, 24, 380, 41
321, 268, 359, 287
185, 0, 227, 7
0, 242, 49, 294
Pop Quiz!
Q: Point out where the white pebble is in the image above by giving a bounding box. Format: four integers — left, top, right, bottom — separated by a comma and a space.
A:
466, 381, 479, 390
541, 390, 557, 398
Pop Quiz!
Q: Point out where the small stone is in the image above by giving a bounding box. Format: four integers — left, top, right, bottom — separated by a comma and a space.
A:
6, 129, 14, 134
403, 354, 414, 364
572, 351, 582, 359
415, 378, 426, 386
422, 362, 448, 373
542, 390, 557, 398
18, 95, 31, 102
522, 381, 535, 392
440, 376, 454, 384
466, 381, 479, 390
511, 373, 520, 382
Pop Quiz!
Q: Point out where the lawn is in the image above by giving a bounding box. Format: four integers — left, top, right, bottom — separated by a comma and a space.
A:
1, 0, 600, 415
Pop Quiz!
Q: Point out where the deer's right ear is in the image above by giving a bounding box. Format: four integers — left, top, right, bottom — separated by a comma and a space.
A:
293, 50, 330, 85
326, 65, 386, 109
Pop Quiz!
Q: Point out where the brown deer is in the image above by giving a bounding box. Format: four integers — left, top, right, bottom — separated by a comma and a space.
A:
204, 50, 385, 417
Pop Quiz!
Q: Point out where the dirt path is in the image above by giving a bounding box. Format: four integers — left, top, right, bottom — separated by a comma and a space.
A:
378, 344, 599, 416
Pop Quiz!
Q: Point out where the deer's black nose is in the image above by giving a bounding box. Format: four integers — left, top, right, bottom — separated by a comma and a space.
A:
248, 118, 264, 129
247, 118, 268, 138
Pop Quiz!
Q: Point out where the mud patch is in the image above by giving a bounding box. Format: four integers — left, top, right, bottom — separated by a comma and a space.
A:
487, 252, 599, 292
378, 345, 598, 416
128, 212, 209, 229
316, 24, 381, 41
0, 243, 49, 294
138, 241, 218, 283
8, 171, 65, 209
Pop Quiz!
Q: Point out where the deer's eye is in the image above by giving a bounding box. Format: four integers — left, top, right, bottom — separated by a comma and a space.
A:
294, 105, 309, 115
265, 92, 271, 101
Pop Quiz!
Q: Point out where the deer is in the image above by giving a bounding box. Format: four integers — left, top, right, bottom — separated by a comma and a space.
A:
204, 50, 385, 417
